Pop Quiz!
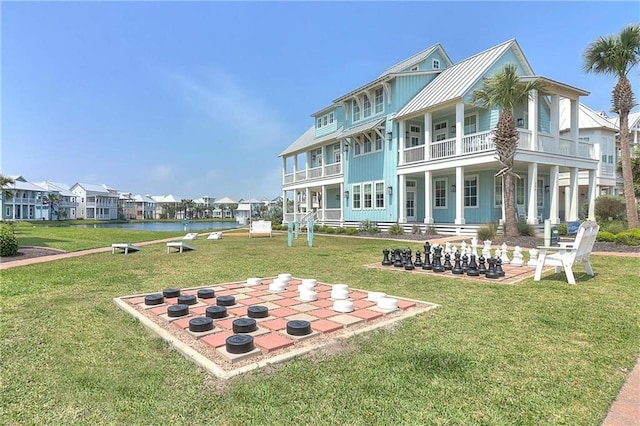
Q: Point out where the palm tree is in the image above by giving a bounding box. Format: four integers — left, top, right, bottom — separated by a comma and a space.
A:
0, 174, 15, 200
584, 24, 640, 228
42, 193, 63, 220
471, 63, 544, 237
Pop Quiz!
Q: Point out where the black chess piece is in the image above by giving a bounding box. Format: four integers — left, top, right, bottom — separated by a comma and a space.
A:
401, 249, 407, 266
414, 250, 423, 268
422, 243, 432, 270
393, 249, 403, 267
467, 254, 480, 277
382, 248, 392, 266
485, 257, 499, 279
478, 255, 487, 275
404, 248, 415, 270
452, 251, 464, 275
496, 257, 505, 277
461, 252, 469, 272
443, 252, 452, 271
432, 245, 445, 272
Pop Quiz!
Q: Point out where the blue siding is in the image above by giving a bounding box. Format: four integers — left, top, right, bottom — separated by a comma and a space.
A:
326, 187, 341, 209
392, 74, 437, 112
464, 47, 531, 103
539, 96, 551, 132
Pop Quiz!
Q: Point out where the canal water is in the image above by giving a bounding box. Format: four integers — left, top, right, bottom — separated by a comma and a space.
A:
70, 221, 240, 232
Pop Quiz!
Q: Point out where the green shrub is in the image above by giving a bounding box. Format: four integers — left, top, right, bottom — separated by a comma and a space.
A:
0, 225, 18, 257
594, 195, 627, 221
602, 221, 627, 235
597, 231, 616, 242
558, 223, 568, 236
614, 228, 640, 246
388, 223, 404, 235
358, 220, 379, 234
346, 227, 359, 236
324, 227, 335, 234
313, 224, 320, 232
423, 225, 438, 236
335, 227, 346, 234
517, 221, 536, 237
477, 223, 498, 241
411, 225, 422, 235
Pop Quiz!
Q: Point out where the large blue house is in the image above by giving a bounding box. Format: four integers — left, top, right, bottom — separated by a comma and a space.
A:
279, 39, 599, 234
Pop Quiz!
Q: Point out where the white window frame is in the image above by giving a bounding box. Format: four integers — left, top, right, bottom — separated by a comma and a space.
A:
375, 182, 384, 209
433, 59, 440, 69
464, 175, 479, 208
363, 183, 373, 209
316, 118, 322, 128
354, 140, 361, 156
464, 113, 478, 134
333, 143, 341, 163
516, 177, 526, 206
537, 178, 544, 208
408, 124, 422, 147
363, 97, 371, 118
433, 121, 448, 141
352, 100, 361, 122
375, 133, 383, 151
329, 112, 334, 124
363, 138, 372, 154
374, 88, 384, 114
352, 184, 361, 210
494, 176, 503, 208
434, 178, 447, 209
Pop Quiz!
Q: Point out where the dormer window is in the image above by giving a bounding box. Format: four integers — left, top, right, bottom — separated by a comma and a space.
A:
410, 65, 419, 71
316, 111, 335, 129
352, 100, 361, 122
374, 88, 384, 113
433, 59, 440, 69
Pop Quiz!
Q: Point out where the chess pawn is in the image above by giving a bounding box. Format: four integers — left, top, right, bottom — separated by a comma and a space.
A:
482, 240, 492, 258
467, 254, 480, 277
445, 242, 452, 256
452, 251, 464, 275
485, 257, 499, 279
443, 252, 453, 270
478, 255, 487, 275
382, 248, 392, 266
461, 252, 469, 272
404, 248, 415, 271
414, 250, 423, 268
471, 237, 478, 253
393, 249, 403, 268
496, 257, 505, 277
461, 241, 467, 254
432, 245, 445, 273
422, 244, 433, 270
500, 242, 511, 264
511, 246, 524, 267
527, 248, 538, 267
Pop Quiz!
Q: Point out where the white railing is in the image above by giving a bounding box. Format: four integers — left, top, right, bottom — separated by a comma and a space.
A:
578, 141, 594, 159
308, 166, 322, 179
600, 163, 615, 176
431, 137, 456, 159
404, 145, 425, 163
283, 174, 294, 184
462, 130, 494, 153
323, 209, 341, 220
324, 163, 341, 176
559, 138, 576, 156
295, 171, 306, 181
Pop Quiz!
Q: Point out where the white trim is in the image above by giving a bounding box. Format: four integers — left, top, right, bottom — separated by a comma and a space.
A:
463, 174, 479, 209
434, 178, 447, 209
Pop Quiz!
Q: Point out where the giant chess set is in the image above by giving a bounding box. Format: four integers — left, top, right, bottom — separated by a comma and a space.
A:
114, 275, 438, 379
371, 237, 543, 284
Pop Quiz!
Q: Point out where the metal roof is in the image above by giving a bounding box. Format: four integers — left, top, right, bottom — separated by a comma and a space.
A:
279, 126, 344, 157
395, 39, 524, 119
341, 118, 385, 139
378, 43, 451, 77
520, 76, 589, 97
559, 100, 617, 132
215, 196, 237, 204
609, 110, 640, 130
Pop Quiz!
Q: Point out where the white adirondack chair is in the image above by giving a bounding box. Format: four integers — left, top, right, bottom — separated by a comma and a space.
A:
533, 221, 600, 285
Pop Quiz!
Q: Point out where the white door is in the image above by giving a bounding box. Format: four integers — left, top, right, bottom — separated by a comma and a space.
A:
406, 180, 417, 222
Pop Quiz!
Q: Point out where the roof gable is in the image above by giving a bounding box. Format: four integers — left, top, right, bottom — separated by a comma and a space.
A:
378, 44, 453, 77
559, 100, 618, 132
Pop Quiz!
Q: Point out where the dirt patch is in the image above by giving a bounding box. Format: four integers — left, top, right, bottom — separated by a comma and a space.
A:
1, 247, 66, 263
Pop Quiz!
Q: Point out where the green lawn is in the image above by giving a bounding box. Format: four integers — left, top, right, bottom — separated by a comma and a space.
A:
1, 228, 639, 425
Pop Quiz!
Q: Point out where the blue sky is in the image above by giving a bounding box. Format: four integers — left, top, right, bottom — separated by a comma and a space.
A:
1, 1, 638, 200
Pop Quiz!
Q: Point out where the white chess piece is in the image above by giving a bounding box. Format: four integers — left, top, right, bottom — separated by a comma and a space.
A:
445, 241, 452, 255
483, 240, 492, 258
500, 242, 511, 264
511, 246, 524, 267
461, 241, 467, 254
471, 237, 478, 254
527, 248, 539, 267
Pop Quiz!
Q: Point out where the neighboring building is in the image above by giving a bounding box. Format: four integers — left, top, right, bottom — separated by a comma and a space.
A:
234, 198, 265, 224
279, 39, 599, 234
70, 182, 119, 220
120, 192, 157, 220
193, 196, 216, 219
212, 196, 237, 219
150, 194, 182, 219
35, 181, 79, 220
1, 175, 49, 220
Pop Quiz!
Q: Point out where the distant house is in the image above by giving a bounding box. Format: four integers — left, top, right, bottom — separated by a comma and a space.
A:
150, 194, 182, 219
279, 38, 599, 234
193, 196, 216, 219
1, 175, 50, 220
234, 198, 265, 224
70, 182, 119, 220
212, 196, 237, 219
35, 180, 79, 220
120, 193, 156, 220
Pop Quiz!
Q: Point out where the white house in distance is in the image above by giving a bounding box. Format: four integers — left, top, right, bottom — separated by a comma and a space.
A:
70, 182, 119, 220
279, 38, 599, 234
1, 175, 49, 220
212, 196, 237, 219
35, 180, 79, 220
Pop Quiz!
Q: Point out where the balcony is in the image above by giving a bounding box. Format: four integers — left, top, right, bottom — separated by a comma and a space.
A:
283, 162, 343, 185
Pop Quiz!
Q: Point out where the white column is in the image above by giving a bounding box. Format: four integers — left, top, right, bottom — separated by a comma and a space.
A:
305, 187, 311, 213
282, 190, 287, 220
570, 99, 579, 156
550, 94, 559, 143
455, 166, 464, 225
549, 165, 560, 224
568, 167, 579, 221
399, 121, 406, 165
424, 112, 432, 161
282, 157, 287, 184
293, 190, 299, 216
455, 103, 464, 155
399, 174, 406, 223
528, 89, 539, 150
340, 183, 344, 222
321, 185, 326, 220
293, 154, 298, 175
587, 170, 597, 221
500, 176, 506, 225
527, 163, 538, 224
424, 170, 433, 224
320, 146, 325, 176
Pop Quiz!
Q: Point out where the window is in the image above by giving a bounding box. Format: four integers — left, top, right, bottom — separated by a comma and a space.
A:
374, 88, 384, 113
409, 125, 422, 147
354, 141, 361, 156
464, 176, 478, 207
516, 178, 525, 205
363, 97, 371, 118
464, 114, 477, 134
434, 121, 448, 141
433, 59, 440, 69
364, 138, 372, 154
316, 118, 322, 128
410, 65, 419, 71
312, 148, 322, 166
537, 178, 544, 208
352, 185, 361, 209
494, 176, 503, 207
608, 155, 614, 163
352, 100, 361, 122
375, 134, 383, 151
364, 183, 372, 208
333, 143, 341, 163
316, 112, 335, 129
329, 112, 334, 124
323, 116, 328, 126
375, 182, 384, 208
435, 179, 447, 208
